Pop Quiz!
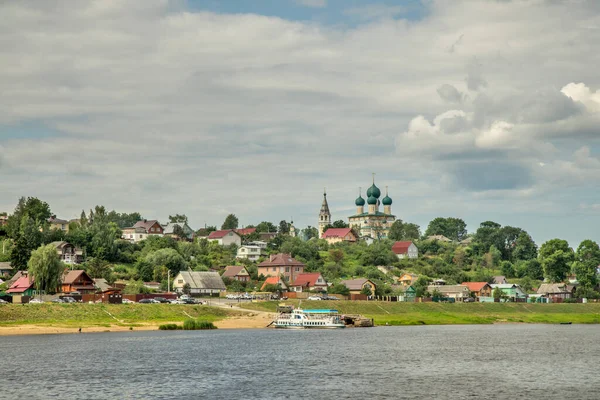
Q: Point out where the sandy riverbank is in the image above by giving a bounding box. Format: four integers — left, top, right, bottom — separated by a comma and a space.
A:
0, 313, 277, 336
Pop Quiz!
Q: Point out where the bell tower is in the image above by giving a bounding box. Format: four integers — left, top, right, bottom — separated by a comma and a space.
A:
318, 188, 331, 238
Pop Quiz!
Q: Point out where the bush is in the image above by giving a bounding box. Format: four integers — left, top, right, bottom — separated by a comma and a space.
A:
182, 319, 216, 330
159, 324, 180, 330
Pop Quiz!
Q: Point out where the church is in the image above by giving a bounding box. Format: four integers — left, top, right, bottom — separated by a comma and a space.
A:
318, 175, 396, 240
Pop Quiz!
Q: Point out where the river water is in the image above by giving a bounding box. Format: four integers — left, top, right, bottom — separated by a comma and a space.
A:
1, 324, 598, 399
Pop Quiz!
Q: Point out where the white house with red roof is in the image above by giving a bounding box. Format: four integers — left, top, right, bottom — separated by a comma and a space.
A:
208, 230, 242, 246
392, 241, 418, 259
289, 272, 328, 293
130, 219, 164, 237
321, 228, 357, 245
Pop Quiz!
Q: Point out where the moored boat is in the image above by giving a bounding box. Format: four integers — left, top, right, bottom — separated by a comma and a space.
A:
273, 308, 345, 329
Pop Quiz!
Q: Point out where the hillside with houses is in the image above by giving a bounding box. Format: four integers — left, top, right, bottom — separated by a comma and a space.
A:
0, 196, 599, 305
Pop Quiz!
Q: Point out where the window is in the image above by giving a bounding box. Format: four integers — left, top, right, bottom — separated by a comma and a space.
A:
130, 235, 133, 238
285, 267, 290, 272
295, 267, 300, 272
272, 267, 276, 272
178, 279, 183, 284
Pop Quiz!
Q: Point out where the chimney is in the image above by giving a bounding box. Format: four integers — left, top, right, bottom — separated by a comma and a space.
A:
270, 254, 273, 262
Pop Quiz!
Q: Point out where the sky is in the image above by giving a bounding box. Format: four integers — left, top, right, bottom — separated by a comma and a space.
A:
1, 0, 600, 247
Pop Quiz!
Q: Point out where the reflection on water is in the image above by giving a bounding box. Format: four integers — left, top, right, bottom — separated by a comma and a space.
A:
1, 324, 599, 399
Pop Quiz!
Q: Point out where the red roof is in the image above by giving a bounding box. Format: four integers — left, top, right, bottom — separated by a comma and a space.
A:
7, 276, 34, 293
461, 282, 490, 292
208, 230, 239, 239
322, 228, 354, 239
261, 276, 286, 290
235, 228, 256, 236
291, 273, 325, 288
258, 253, 305, 268
132, 220, 161, 232
392, 241, 414, 254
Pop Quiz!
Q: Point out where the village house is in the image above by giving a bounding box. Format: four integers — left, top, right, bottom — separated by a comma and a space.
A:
247, 241, 268, 249
7, 274, 35, 303
162, 222, 195, 241
257, 253, 305, 283
392, 241, 419, 259
427, 235, 452, 242
461, 282, 493, 298
61, 270, 95, 294
321, 228, 357, 245
490, 284, 527, 301
537, 283, 576, 300
259, 232, 278, 242
0, 262, 13, 278
47, 215, 70, 232
235, 228, 257, 236
121, 227, 149, 243
236, 245, 264, 261
289, 272, 328, 293
492, 276, 508, 284
172, 271, 226, 296
132, 219, 164, 236
208, 230, 242, 246
340, 278, 377, 295
261, 276, 288, 291
427, 284, 471, 301
398, 273, 419, 286
222, 265, 251, 282
51, 241, 84, 264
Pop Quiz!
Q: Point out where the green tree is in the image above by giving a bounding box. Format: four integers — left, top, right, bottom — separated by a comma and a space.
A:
221, 214, 239, 230
492, 286, 503, 301
389, 220, 421, 241
520, 276, 534, 293
332, 220, 349, 229
278, 220, 290, 234
10, 216, 44, 269
512, 232, 538, 261
329, 248, 344, 264
28, 244, 65, 298
360, 285, 372, 296
403, 223, 421, 240
424, 217, 467, 242
122, 280, 151, 294
85, 257, 111, 279
524, 259, 543, 280
173, 224, 187, 240
302, 226, 319, 240
500, 260, 515, 278
6, 197, 52, 238
256, 221, 277, 233
539, 239, 574, 282
169, 214, 188, 224
144, 248, 187, 277
328, 283, 350, 295
572, 240, 600, 289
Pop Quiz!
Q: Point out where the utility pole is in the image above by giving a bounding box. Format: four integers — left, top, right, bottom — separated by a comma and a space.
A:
167, 270, 171, 293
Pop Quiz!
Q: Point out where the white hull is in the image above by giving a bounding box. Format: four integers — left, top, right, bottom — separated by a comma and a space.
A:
273, 308, 346, 329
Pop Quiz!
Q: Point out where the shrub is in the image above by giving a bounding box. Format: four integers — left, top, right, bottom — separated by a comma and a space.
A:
183, 319, 197, 330
159, 324, 179, 330
182, 319, 217, 330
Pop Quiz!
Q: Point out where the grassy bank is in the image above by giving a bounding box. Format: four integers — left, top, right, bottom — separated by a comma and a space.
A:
240, 301, 600, 325
0, 304, 241, 328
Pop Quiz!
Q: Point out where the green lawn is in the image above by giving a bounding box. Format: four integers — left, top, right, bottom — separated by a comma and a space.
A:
0, 304, 241, 328
240, 300, 600, 325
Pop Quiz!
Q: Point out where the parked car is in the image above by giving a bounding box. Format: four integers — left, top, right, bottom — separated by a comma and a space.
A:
307, 296, 322, 300
463, 298, 476, 303
122, 299, 134, 304
226, 294, 239, 300
138, 298, 153, 304
179, 294, 190, 301
153, 297, 170, 303
324, 295, 339, 300
29, 298, 44, 304
51, 298, 65, 303
62, 297, 77, 303
0, 299, 8, 304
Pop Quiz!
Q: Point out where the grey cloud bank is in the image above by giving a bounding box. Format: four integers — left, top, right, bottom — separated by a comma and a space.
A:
1, 0, 600, 247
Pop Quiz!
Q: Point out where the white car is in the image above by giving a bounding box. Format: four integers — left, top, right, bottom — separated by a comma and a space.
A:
307, 296, 322, 301
29, 298, 44, 304
122, 299, 134, 304
226, 294, 239, 300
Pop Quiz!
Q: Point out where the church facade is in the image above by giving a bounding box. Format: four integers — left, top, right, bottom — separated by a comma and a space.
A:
317, 177, 396, 240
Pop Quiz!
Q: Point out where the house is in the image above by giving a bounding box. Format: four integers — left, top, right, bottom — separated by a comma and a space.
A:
459, 237, 473, 246
377, 265, 394, 275
289, 273, 328, 293
207, 230, 242, 246
61, 270, 95, 294
398, 273, 419, 287
0, 262, 13, 277
247, 241, 268, 249
236, 245, 264, 261
361, 236, 375, 246
490, 284, 527, 300
427, 235, 452, 242
537, 283, 576, 300
235, 228, 257, 236
6, 270, 26, 288
259, 232, 278, 242
47, 215, 70, 232
0, 214, 8, 226
162, 222, 195, 241
7, 275, 35, 302
321, 228, 357, 245
427, 284, 471, 301
492, 276, 508, 284
340, 279, 376, 295
392, 241, 418, 259
261, 276, 288, 291
222, 266, 251, 282
257, 253, 305, 283
132, 219, 164, 236
50, 241, 83, 264
461, 282, 492, 298
121, 227, 149, 243
172, 271, 226, 296
403, 285, 417, 302
93, 278, 114, 293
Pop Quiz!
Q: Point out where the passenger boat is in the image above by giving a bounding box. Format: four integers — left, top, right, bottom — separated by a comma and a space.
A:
273, 308, 345, 329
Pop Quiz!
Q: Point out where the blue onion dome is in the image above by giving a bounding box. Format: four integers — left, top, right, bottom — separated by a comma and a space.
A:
382, 195, 392, 205
367, 195, 377, 205
355, 196, 365, 206
366, 183, 381, 199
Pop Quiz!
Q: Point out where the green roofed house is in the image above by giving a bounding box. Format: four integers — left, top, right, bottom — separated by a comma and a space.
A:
403, 285, 416, 302
490, 284, 527, 301
347, 175, 396, 240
